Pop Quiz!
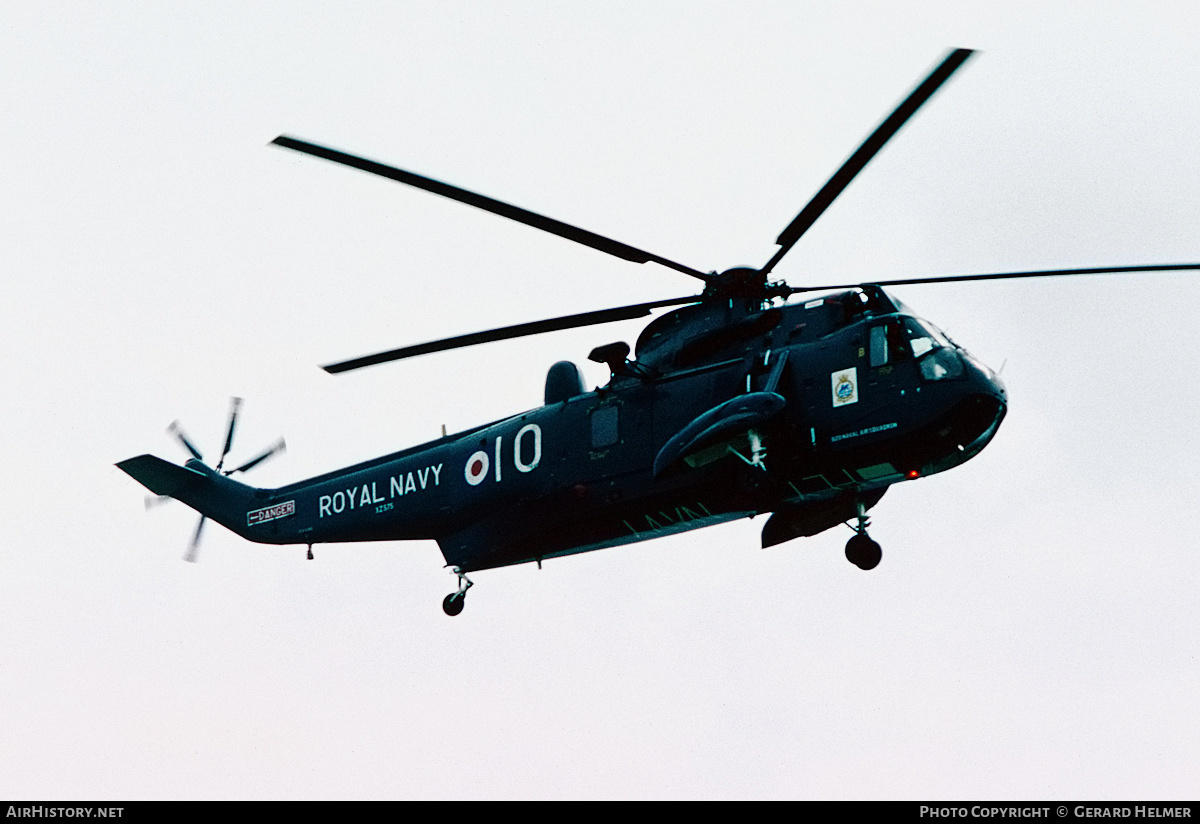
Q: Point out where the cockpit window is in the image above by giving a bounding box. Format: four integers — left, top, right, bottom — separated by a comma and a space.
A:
906, 320, 936, 358
902, 318, 965, 381
869, 320, 913, 367
869, 324, 888, 367
904, 318, 952, 357
868, 316, 963, 372
793, 289, 903, 341
843, 288, 895, 324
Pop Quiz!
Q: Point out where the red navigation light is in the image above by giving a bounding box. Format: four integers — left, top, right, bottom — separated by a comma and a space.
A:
907, 469, 920, 479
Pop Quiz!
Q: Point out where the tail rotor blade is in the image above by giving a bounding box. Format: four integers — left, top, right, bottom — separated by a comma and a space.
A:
227, 438, 287, 475
167, 421, 204, 462
154, 399, 283, 562
184, 515, 206, 563
214, 397, 242, 473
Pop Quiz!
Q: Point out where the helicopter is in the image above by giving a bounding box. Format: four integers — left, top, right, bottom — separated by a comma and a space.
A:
118, 48, 1200, 615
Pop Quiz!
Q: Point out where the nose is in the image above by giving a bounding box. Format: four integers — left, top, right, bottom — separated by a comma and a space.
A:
964, 351, 1006, 400
986, 368, 1006, 401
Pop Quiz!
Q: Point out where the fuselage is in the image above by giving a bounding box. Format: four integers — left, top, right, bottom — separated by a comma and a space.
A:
179, 287, 1006, 572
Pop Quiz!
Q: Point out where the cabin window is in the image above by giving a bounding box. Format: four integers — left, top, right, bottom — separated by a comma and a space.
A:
591, 405, 619, 448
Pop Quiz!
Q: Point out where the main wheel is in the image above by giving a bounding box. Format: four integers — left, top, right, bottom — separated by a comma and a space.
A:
857, 538, 882, 570
442, 593, 465, 616
845, 534, 882, 570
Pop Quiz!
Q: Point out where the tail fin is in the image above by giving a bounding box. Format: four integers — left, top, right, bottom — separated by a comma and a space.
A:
117, 454, 259, 538
118, 454, 207, 497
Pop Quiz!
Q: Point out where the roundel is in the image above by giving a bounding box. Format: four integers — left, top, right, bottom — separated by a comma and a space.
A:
464, 450, 490, 486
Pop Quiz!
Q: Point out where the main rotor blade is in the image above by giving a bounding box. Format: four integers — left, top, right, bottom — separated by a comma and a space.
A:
323, 295, 701, 373
762, 48, 975, 276
272, 136, 711, 283
788, 263, 1200, 294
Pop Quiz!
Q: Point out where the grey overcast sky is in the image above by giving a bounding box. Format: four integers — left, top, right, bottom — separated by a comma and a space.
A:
3, 0, 1199, 799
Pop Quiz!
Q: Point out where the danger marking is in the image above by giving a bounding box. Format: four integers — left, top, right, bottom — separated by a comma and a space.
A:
248, 500, 295, 526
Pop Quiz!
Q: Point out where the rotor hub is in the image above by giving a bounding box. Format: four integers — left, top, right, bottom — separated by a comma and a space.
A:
704, 267, 791, 303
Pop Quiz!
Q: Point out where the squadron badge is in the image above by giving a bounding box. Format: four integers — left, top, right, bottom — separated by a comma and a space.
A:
831, 367, 859, 407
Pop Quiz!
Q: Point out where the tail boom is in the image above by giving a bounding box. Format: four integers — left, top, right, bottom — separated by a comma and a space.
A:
118, 455, 273, 542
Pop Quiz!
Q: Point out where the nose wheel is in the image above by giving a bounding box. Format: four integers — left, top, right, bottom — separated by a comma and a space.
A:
442, 567, 473, 616
845, 502, 882, 570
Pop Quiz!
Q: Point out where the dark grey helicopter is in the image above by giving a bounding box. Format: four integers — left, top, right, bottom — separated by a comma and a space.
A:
119, 49, 1199, 614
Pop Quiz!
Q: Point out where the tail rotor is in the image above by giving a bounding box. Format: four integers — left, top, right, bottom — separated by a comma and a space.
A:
184, 515, 207, 564
153, 398, 286, 562
212, 397, 241, 474
167, 420, 204, 461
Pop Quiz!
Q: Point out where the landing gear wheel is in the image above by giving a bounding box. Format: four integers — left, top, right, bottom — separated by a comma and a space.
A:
845, 533, 866, 567
442, 566, 474, 616
860, 538, 883, 570
845, 534, 882, 570
845, 500, 882, 570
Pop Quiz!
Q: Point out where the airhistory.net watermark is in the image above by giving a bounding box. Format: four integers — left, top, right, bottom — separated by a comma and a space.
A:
6, 808, 123, 818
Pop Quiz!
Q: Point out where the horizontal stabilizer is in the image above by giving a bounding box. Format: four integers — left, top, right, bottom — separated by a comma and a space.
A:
116, 454, 207, 497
